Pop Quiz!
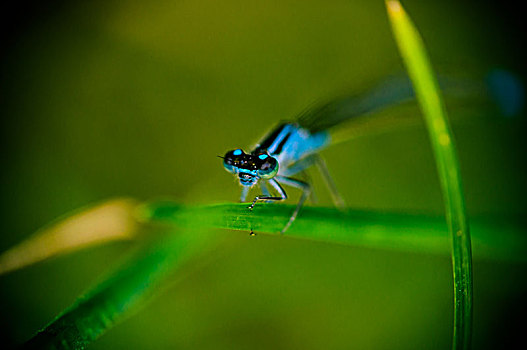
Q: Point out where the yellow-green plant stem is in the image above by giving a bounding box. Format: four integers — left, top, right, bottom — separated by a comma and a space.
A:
386, 1, 473, 349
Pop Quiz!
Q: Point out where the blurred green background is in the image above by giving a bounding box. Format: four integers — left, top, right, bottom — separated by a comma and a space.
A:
1, 0, 526, 349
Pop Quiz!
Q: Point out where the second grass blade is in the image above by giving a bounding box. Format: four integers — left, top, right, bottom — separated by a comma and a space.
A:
386, 1, 473, 349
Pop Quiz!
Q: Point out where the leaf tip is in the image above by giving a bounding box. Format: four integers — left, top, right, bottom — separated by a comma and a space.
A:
386, 0, 404, 18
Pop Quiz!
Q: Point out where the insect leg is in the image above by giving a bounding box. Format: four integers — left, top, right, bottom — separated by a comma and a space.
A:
279, 156, 318, 202
299, 169, 318, 204
240, 186, 250, 202
248, 178, 287, 210
260, 180, 270, 196
314, 154, 346, 208
259, 180, 276, 203
275, 176, 311, 233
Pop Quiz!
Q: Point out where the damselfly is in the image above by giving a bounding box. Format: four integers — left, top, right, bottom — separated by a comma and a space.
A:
220, 73, 521, 233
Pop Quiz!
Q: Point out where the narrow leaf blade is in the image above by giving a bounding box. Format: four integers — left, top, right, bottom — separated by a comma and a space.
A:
385, 2, 473, 349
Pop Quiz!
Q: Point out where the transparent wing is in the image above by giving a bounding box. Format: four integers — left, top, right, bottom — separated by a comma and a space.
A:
296, 76, 415, 133
296, 70, 523, 136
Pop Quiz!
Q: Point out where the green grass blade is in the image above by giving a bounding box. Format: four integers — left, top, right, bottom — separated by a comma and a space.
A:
16, 198, 525, 348
141, 202, 526, 262
23, 230, 215, 349
385, 1, 473, 349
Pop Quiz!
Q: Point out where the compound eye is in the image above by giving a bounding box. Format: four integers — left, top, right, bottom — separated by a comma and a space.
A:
224, 149, 244, 164
257, 155, 278, 179
223, 149, 244, 173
